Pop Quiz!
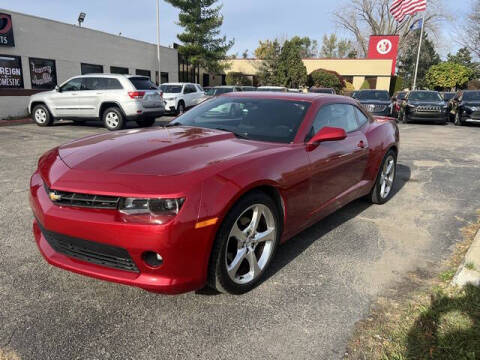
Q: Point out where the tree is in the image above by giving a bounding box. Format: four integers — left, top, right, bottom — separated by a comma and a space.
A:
360, 80, 370, 89
309, 69, 345, 93
425, 62, 472, 90
397, 32, 440, 89
254, 40, 279, 60
255, 36, 317, 59
320, 34, 354, 58
458, 0, 480, 58
288, 36, 318, 58
164, 0, 234, 73
226, 72, 251, 86
256, 40, 282, 85
242, 49, 249, 59
276, 39, 308, 88
447, 48, 479, 80
334, 0, 445, 56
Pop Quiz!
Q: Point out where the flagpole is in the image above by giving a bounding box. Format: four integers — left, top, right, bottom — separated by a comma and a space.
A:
156, 0, 161, 85
412, 11, 425, 90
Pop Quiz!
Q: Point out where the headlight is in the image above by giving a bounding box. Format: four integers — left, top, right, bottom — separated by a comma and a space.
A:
407, 104, 416, 109
164, 97, 175, 101
119, 197, 185, 224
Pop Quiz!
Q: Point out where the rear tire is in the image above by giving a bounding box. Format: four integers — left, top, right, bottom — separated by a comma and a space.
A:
208, 191, 281, 294
32, 104, 53, 127
136, 118, 156, 127
369, 150, 397, 205
102, 107, 125, 131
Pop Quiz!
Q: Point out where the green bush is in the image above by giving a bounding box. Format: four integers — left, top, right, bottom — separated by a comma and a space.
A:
309, 69, 345, 93
360, 79, 370, 89
225, 72, 251, 86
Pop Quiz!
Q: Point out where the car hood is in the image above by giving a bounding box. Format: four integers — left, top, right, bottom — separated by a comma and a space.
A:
162, 92, 181, 98
358, 99, 391, 105
463, 101, 480, 107
409, 101, 445, 106
58, 126, 277, 177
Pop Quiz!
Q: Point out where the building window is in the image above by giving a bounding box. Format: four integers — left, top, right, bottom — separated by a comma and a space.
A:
136, 69, 151, 78
110, 66, 129, 74
81, 63, 103, 75
29, 57, 57, 89
365, 76, 377, 89
0, 54, 23, 88
155, 71, 169, 84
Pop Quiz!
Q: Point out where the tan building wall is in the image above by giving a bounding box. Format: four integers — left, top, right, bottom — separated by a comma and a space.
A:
224, 58, 393, 91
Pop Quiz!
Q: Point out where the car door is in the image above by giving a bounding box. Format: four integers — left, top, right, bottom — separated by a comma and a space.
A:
75, 77, 103, 118
49, 78, 83, 118
307, 103, 369, 215
186, 84, 198, 106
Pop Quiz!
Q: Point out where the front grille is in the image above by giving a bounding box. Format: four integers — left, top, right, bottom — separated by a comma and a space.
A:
365, 104, 387, 113
416, 105, 442, 112
45, 185, 120, 209
38, 222, 139, 272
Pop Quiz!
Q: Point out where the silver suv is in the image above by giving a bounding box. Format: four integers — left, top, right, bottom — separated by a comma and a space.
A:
28, 74, 165, 130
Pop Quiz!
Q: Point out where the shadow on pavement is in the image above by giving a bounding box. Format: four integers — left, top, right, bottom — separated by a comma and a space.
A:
197, 163, 412, 295
405, 284, 480, 359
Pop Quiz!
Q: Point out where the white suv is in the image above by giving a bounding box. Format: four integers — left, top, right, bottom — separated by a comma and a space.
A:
28, 74, 165, 131
160, 83, 206, 114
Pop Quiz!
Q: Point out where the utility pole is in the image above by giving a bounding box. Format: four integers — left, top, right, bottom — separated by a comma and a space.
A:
156, 0, 161, 85
412, 11, 425, 90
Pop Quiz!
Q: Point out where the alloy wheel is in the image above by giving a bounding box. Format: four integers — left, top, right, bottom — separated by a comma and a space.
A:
35, 109, 47, 124
105, 111, 119, 128
379, 155, 395, 199
225, 204, 276, 284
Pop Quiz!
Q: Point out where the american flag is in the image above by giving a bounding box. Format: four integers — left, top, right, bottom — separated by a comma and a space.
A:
390, 0, 427, 23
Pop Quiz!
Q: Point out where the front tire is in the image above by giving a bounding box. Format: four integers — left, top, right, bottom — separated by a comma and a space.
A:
208, 191, 280, 294
102, 107, 125, 131
369, 150, 397, 204
176, 101, 185, 116
32, 104, 53, 127
136, 118, 156, 127
454, 112, 463, 126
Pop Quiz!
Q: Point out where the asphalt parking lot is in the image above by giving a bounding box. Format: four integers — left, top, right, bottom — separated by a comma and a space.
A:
1, 119, 479, 360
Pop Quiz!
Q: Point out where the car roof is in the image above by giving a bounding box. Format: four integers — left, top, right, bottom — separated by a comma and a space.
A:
222, 91, 352, 103
161, 82, 196, 86
357, 89, 388, 92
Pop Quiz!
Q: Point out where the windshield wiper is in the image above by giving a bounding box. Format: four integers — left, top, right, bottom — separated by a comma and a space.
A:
214, 127, 249, 139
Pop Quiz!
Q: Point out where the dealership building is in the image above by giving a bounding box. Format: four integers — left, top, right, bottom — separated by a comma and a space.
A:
0, 9, 180, 118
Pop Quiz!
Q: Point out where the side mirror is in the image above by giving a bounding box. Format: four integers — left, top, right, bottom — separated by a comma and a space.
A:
55, 85, 60, 92
306, 126, 347, 151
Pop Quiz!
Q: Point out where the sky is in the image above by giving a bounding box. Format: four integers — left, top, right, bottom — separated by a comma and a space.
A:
2, 0, 473, 58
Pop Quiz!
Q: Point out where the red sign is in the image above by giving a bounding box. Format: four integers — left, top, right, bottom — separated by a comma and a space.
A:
367, 35, 399, 75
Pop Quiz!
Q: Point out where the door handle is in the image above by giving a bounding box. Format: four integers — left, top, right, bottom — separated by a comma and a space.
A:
96, 92, 103, 95
357, 141, 366, 149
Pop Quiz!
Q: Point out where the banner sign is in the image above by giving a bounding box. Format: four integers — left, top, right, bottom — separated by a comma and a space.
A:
30, 58, 57, 89
0, 55, 23, 88
0, 13, 14, 47
367, 35, 400, 75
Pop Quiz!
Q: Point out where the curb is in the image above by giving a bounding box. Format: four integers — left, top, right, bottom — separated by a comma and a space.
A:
0, 118, 33, 126
453, 229, 480, 287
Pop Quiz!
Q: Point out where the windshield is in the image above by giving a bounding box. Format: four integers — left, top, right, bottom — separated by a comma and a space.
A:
463, 91, 480, 101
160, 85, 182, 93
205, 87, 234, 96
409, 91, 442, 102
171, 97, 311, 143
310, 88, 334, 94
355, 91, 390, 101
397, 92, 406, 100
129, 77, 158, 90
442, 93, 455, 101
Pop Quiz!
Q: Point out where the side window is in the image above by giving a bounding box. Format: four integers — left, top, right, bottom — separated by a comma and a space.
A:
105, 78, 123, 90
60, 78, 83, 92
311, 103, 359, 135
196, 84, 204, 92
82, 77, 106, 91
354, 107, 369, 127
188, 84, 197, 93
182, 85, 189, 94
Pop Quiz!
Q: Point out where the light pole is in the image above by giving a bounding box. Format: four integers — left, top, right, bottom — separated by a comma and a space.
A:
156, 0, 161, 84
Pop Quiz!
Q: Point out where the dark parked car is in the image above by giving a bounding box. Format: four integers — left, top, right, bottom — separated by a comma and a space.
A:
239, 86, 257, 92
398, 90, 448, 124
352, 90, 392, 116
204, 86, 242, 98
391, 91, 407, 118
309, 87, 336, 94
450, 90, 480, 126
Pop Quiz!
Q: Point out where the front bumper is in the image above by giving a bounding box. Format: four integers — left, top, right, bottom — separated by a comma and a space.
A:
461, 110, 480, 123
407, 111, 448, 122
163, 99, 177, 112
122, 101, 165, 120
29, 171, 215, 294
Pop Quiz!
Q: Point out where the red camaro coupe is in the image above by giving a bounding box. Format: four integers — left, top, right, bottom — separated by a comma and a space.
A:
30, 92, 399, 295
